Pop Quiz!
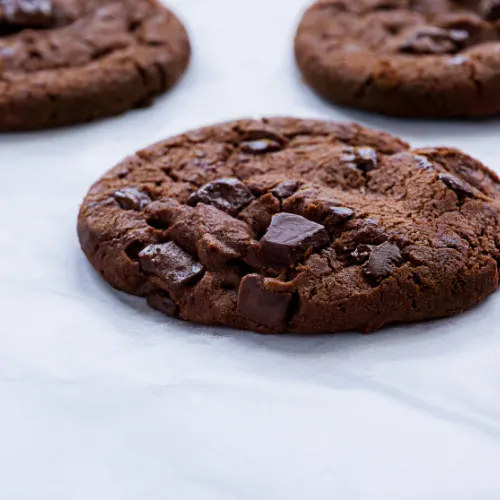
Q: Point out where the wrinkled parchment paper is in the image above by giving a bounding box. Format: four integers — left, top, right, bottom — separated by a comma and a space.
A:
1, 1, 500, 498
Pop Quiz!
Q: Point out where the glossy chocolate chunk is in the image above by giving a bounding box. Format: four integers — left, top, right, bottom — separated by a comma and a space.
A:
343, 146, 379, 172
398, 27, 468, 55
328, 206, 355, 225
237, 274, 292, 329
438, 173, 475, 197
260, 213, 329, 267
364, 242, 403, 280
243, 129, 286, 144
188, 178, 254, 216
147, 291, 178, 317
114, 187, 151, 211
241, 139, 282, 154
413, 155, 435, 170
271, 180, 300, 199
139, 242, 204, 291
481, 0, 500, 21
0, 0, 54, 27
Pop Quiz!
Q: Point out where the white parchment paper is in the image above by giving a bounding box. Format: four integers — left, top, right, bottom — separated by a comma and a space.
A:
1, 1, 500, 498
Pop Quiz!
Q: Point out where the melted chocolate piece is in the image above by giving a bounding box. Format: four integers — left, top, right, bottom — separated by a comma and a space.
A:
412, 154, 435, 170
241, 139, 282, 154
139, 242, 204, 291
364, 242, 403, 280
481, 0, 500, 21
272, 180, 300, 199
438, 173, 475, 197
260, 213, 329, 267
188, 178, 254, 216
328, 206, 355, 225
0, 0, 54, 28
398, 27, 469, 55
114, 187, 151, 211
237, 274, 292, 329
343, 146, 379, 172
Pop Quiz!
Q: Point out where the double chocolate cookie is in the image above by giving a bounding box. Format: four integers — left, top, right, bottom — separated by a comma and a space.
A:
78, 117, 500, 334
295, 0, 500, 118
0, 0, 190, 130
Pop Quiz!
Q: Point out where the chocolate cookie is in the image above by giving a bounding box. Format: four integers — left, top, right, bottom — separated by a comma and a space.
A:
295, 0, 500, 118
0, 0, 190, 130
78, 117, 500, 334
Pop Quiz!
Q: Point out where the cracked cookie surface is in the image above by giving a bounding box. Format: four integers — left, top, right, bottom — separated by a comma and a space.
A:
295, 0, 500, 118
78, 117, 500, 334
0, 0, 190, 130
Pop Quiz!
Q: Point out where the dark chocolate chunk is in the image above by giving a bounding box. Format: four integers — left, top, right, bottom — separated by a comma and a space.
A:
364, 242, 403, 280
241, 139, 282, 154
481, 0, 500, 21
438, 173, 475, 197
413, 155, 434, 170
351, 244, 373, 263
243, 129, 286, 144
260, 213, 329, 267
0, 0, 54, 28
343, 147, 379, 172
438, 13, 484, 33
147, 291, 178, 317
114, 187, 151, 211
188, 178, 254, 216
398, 27, 468, 55
139, 242, 204, 291
237, 274, 292, 329
272, 180, 299, 199
392, 152, 434, 170
328, 206, 355, 225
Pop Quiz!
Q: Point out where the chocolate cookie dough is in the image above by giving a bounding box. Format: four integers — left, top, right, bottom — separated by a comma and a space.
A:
0, 0, 190, 130
78, 117, 500, 334
295, 0, 500, 118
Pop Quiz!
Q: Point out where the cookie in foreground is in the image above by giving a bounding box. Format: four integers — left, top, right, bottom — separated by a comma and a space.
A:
78, 117, 500, 334
295, 0, 500, 118
0, 0, 190, 131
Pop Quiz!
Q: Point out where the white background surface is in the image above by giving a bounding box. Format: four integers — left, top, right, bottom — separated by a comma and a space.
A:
1, 1, 500, 498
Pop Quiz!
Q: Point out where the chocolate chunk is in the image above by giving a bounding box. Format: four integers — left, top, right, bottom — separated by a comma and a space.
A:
343, 146, 379, 172
398, 27, 468, 55
438, 13, 484, 33
237, 274, 292, 329
139, 242, 204, 291
364, 242, 403, 280
241, 139, 282, 154
260, 213, 329, 267
351, 244, 373, 263
393, 152, 434, 170
188, 178, 254, 216
328, 206, 355, 225
481, 0, 500, 21
413, 155, 434, 170
243, 129, 286, 144
114, 187, 151, 211
272, 180, 299, 199
438, 173, 475, 197
147, 291, 178, 317
0, 0, 54, 28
